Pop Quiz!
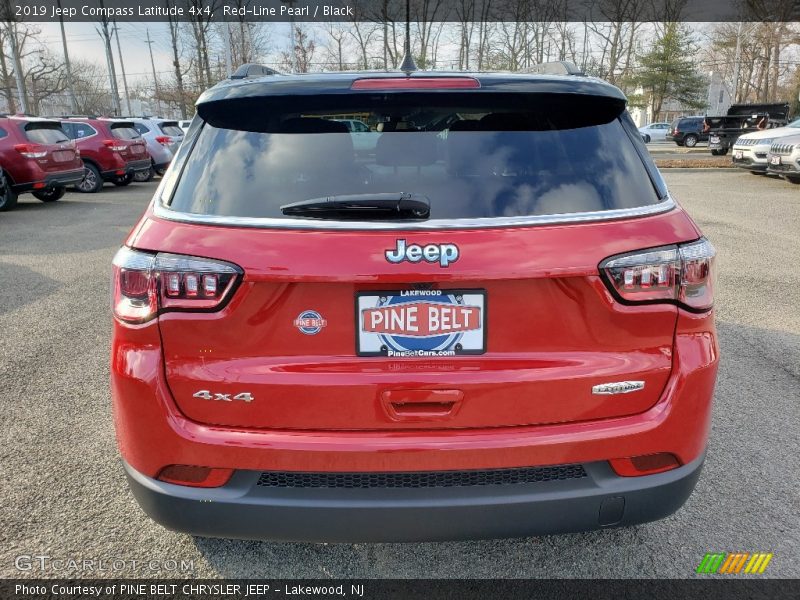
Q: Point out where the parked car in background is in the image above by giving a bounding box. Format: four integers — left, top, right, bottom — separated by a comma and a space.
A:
0, 115, 83, 211
333, 118, 380, 155
732, 118, 800, 174
112, 67, 718, 543
766, 133, 800, 183
118, 117, 184, 181
705, 102, 790, 156
637, 122, 670, 143
60, 118, 151, 193
666, 116, 707, 147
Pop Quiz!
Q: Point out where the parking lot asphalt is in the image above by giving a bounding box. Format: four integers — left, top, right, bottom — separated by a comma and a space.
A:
0, 172, 797, 579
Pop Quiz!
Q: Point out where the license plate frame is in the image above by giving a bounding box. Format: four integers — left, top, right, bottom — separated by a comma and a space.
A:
770, 155, 781, 165
356, 289, 487, 357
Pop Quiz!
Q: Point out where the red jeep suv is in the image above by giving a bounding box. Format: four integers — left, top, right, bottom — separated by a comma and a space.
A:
111, 68, 719, 542
61, 118, 150, 193
0, 115, 83, 211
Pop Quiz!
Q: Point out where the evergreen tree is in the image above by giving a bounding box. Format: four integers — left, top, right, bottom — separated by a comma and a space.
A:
631, 24, 707, 120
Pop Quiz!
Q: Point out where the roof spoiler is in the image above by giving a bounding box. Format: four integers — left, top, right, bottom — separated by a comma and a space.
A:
523, 61, 585, 76
230, 64, 282, 80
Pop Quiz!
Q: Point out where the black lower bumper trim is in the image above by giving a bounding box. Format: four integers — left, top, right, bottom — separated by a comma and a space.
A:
123, 453, 705, 543
12, 170, 84, 192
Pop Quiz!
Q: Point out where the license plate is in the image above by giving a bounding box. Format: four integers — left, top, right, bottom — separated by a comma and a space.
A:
710, 135, 720, 143
52, 150, 73, 162
132, 145, 144, 154
770, 155, 781, 165
356, 289, 486, 357
734, 150, 743, 160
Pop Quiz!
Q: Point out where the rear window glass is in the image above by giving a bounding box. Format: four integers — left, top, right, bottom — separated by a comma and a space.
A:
167, 93, 662, 221
159, 122, 183, 136
133, 123, 150, 134
110, 124, 141, 140
25, 123, 69, 144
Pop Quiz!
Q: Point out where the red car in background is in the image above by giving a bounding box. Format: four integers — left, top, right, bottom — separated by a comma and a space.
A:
0, 115, 83, 211
111, 68, 718, 542
60, 118, 150, 193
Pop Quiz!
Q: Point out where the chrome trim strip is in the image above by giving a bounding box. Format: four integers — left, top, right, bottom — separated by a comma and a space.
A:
151, 196, 676, 231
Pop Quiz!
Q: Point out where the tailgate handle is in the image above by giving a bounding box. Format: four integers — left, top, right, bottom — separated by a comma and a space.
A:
381, 389, 463, 421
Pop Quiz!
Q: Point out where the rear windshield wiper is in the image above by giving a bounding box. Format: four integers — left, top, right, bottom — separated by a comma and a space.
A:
280, 193, 430, 221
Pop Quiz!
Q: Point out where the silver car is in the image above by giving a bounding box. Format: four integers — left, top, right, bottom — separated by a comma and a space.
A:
126, 118, 185, 181
766, 133, 800, 184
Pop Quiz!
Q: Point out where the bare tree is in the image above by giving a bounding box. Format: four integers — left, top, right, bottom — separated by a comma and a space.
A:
165, 0, 190, 118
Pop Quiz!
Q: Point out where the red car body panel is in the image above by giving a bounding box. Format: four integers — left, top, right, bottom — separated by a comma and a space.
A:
126, 208, 702, 432
114, 204, 715, 475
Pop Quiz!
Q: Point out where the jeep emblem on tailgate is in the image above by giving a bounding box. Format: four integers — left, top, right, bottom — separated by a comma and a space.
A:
385, 239, 459, 268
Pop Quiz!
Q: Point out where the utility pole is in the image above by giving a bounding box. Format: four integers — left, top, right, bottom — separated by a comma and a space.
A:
57, 0, 77, 113
145, 29, 162, 116
96, 10, 121, 115
6, 23, 28, 113
113, 21, 132, 116
223, 21, 232, 77
281, 0, 298, 73
732, 22, 743, 104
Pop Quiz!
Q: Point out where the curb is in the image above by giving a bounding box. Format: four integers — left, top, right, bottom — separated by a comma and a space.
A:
657, 168, 738, 172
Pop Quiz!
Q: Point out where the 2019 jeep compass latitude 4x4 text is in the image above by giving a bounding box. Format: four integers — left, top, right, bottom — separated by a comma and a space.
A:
111, 70, 718, 542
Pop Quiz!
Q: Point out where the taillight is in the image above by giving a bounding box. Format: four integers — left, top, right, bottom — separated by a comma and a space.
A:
102, 139, 126, 152
157, 465, 233, 488
600, 238, 715, 311
155, 135, 173, 146
14, 143, 47, 158
610, 453, 681, 477
111, 247, 242, 324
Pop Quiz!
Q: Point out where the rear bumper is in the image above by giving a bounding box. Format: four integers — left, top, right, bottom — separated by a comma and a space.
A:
10, 168, 84, 192
101, 159, 152, 180
123, 452, 705, 542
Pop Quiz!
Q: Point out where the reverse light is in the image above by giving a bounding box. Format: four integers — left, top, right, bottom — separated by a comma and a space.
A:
600, 238, 715, 311
610, 453, 681, 477
102, 139, 126, 152
14, 143, 47, 158
157, 465, 234, 488
112, 247, 242, 323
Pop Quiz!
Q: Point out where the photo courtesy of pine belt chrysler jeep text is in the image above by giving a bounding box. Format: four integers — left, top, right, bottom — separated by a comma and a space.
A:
111, 66, 719, 542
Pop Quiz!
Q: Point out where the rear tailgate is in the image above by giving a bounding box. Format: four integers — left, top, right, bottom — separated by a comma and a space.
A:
109, 122, 148, 161
135, 211, 699, 431
22, 122, 79, 171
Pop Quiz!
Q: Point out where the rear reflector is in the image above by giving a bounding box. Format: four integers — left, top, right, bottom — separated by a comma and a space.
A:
610, 453, 681, 477
351, 77, 480, 90
600, 238, 715, 311
157, 465, 233, 488
111, 247, 242, 323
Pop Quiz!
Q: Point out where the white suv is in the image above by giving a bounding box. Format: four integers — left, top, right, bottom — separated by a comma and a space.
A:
732, 118, 800, 173
766, 133, 800, 184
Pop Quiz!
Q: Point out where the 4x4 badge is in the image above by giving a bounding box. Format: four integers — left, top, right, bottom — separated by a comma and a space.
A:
385, 239, 459, 268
